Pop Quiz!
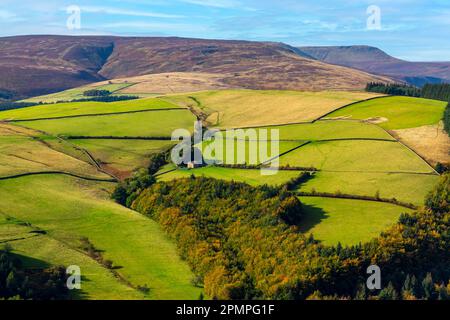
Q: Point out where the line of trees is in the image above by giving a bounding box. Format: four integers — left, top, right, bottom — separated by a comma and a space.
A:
83, 89, 112, 97
366, 82, 450, 102
67, 95, 139, 103
444, 103, 450, 137
422, 83, 450, 101
0, 101, 41, 111
366, 82, 421, 97
284, 172, 313, 191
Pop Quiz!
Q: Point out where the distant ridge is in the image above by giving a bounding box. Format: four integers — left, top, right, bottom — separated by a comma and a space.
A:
0, 35, 391, 100
300, 45, 450, 86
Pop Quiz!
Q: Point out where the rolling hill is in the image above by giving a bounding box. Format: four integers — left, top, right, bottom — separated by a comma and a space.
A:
162, 89, 383, 128
0, 87, 444, 298
0, 35, 391, 100
300, 45, 450, 86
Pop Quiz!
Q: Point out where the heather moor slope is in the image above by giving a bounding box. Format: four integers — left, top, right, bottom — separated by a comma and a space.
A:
0, 35, 392, 100
300, 45, 450, 86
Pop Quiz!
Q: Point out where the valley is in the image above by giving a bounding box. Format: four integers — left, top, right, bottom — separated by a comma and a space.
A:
0, 81, 446, 299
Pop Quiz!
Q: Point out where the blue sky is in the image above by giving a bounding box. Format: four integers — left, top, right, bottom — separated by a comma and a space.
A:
0, 0, 449, 61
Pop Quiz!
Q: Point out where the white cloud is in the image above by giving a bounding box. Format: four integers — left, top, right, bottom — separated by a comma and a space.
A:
80, 6, 184, 19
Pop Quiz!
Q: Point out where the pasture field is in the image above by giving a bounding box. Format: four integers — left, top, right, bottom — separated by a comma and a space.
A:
200, 139, 304, 165
2, 84, 445, 298
155, 163, 178, 176
326, 96, 446, 130
0, 122, 40, 136
37, 134, 98, 167
297, 171, 439, 205
279, 140, 435, 173
256, 120, 394, 141
0, 98, 183, 121
0, 215, 39, 242
299, 196, 412, 245
22, 83, 135, 103
0, 216, 145, 300
70, 139, 176, 176
391, 122, 450, 166
164, 90, 383, 128
158, 166, 303, 186
89, 83, 136, 92
0, 174, 202, 300
17, 109, 196, 138
108, 72, 233, 95
0, 134, 109, 179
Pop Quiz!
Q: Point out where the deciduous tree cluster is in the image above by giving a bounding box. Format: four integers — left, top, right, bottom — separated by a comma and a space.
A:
126, 173, 449, 300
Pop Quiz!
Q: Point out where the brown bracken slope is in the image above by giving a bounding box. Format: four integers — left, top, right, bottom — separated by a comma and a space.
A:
0, 35, 391, 100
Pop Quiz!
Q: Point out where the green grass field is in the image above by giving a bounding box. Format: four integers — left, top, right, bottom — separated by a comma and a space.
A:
70, 139, 175, 174
256, 120, 394, 141
1, 86, 444, 298
17, 109, 196, 138
326, 96, 447, 129
297, 171, 439, 205
0, 98, 182, 121
155, 163, 178, 175
22, 83, 135, 103
164, 89, 382, 128
0, 215, 145, 300
37, 134, 99, 166
0, 134, 109, 179
200, 138, 304, 165
279, 140, 434, 173
299, 196, 412, 245
158, 166, 303, 186
0, 215, 40, 242
0, 174, 201, 300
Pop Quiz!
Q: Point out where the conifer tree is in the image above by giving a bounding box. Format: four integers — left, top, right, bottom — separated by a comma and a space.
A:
422, 273, 435, 300
379, 282, 398, 300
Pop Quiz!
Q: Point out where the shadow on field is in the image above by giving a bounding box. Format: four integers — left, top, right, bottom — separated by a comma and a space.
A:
71, 276, 91, 300
13, 252, 92, 300
298, 203, 328, 234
